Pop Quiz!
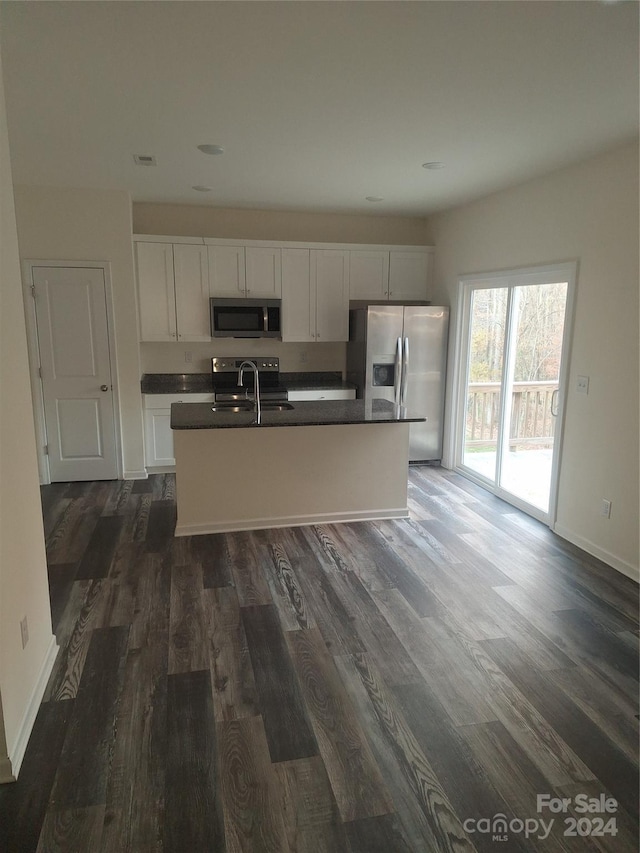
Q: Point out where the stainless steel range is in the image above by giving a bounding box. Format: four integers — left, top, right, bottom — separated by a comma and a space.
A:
211, 357, 289, 402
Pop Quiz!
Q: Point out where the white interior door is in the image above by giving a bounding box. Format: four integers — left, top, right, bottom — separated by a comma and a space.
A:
33, 266, 118, 481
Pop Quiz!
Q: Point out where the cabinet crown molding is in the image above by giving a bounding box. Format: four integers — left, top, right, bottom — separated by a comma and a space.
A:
133, 234, 434, 253
133, 234, 206, 244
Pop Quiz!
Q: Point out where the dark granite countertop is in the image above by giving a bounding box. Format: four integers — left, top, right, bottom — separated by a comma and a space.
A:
171, 398, 424, 430
141, 373, 214, 394
279, 371, 356, 392
141, 371, 355, 394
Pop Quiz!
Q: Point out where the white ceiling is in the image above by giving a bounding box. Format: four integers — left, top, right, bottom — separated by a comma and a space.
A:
1, 1, 638, 217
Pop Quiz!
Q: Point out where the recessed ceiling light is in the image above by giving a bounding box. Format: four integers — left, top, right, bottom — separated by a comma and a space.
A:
197, 144, 225, 155
422, 161, 445, 170
365, 196, 384, 202
192, 185, 214, 192
133, 154, 157, 166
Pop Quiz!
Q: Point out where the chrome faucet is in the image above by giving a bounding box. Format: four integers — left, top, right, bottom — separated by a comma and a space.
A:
237, 360, 261, 422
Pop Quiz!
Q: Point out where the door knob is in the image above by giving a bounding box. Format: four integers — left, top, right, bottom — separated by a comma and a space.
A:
100, 385, 109, 392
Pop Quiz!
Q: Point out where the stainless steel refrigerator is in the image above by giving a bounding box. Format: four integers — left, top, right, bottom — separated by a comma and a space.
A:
347, 304, 449, 462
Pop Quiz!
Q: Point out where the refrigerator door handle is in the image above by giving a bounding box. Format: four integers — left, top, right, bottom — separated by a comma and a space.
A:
394, 337, 403, 405
401, 336, 409, 406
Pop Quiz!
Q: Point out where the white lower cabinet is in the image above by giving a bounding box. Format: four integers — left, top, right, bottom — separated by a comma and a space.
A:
144, 409, 174, 467
143, 394, 215, 468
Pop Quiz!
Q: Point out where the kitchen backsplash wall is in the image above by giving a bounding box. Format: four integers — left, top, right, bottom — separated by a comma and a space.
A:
139, 341, 346, 375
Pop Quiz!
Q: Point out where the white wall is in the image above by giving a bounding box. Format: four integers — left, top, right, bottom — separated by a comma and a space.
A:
133, 202, 429, 245
429, 141, 639, 579
13, 186, 146, 479
0, 38, 56, 781
140, 340, 345, 376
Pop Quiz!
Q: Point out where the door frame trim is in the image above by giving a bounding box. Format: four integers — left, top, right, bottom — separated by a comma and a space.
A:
449, 260, 577, 529
22, 259, 123, 484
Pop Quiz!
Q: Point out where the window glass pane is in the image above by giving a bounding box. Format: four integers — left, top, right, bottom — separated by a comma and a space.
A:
500, 282, 568, 511
462, 287, 507, 480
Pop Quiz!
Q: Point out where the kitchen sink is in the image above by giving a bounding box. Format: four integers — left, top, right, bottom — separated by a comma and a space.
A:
261, 402, 294, 411
211, 401, 294, 413
210, 402, 254, 413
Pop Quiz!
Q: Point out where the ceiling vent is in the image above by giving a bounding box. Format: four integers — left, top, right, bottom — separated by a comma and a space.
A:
133, 154, 157, 166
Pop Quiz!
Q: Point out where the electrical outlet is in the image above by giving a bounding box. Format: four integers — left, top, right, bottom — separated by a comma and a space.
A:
600, 499, 612, 518
20, 616, 29, 649
299, 350, 308, 365
576, 375, 589, 394
184, 351, 192, 364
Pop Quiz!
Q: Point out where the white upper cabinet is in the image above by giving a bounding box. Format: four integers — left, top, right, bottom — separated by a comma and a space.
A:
312, 250, 350, 342
135, 236, 434, 345
245, 246, 282, 298
136, 241, 212, 342
281, 248, 314, 342
282, 249, 349, 342
349, 249, 431, 301
208, 245, 282, 297
136, 242, 177, 341
349, 250, 390, 300
388, 250, 431, 300
208, 245, 246, 297
173, 244, 210, 341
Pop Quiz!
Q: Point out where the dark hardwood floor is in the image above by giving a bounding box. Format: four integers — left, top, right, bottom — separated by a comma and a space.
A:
1, 467, 638, 852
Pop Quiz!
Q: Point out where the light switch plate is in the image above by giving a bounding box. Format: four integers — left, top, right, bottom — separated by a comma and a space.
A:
576, 375, 589, 394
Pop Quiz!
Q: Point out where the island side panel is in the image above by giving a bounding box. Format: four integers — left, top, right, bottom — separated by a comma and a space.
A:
173, 423, 410, 535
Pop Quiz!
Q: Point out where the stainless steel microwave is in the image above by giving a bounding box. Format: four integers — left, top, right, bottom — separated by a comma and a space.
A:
210, 298, 282, 338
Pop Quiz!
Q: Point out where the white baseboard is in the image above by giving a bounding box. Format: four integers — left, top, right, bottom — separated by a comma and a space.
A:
554, 524, 639, 584
8, 636, 59, 779
175, 507, 410, 537
0, 756, 16, 784
124, 469, 148, 480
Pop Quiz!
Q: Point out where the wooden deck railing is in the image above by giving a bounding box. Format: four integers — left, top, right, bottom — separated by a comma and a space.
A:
466, 381, 558, 449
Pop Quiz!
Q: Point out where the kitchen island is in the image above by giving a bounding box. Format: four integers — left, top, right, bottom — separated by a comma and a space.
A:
171, 399, 424, 535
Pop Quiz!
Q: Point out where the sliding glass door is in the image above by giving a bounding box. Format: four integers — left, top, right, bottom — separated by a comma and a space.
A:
457, 264, 574, 522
